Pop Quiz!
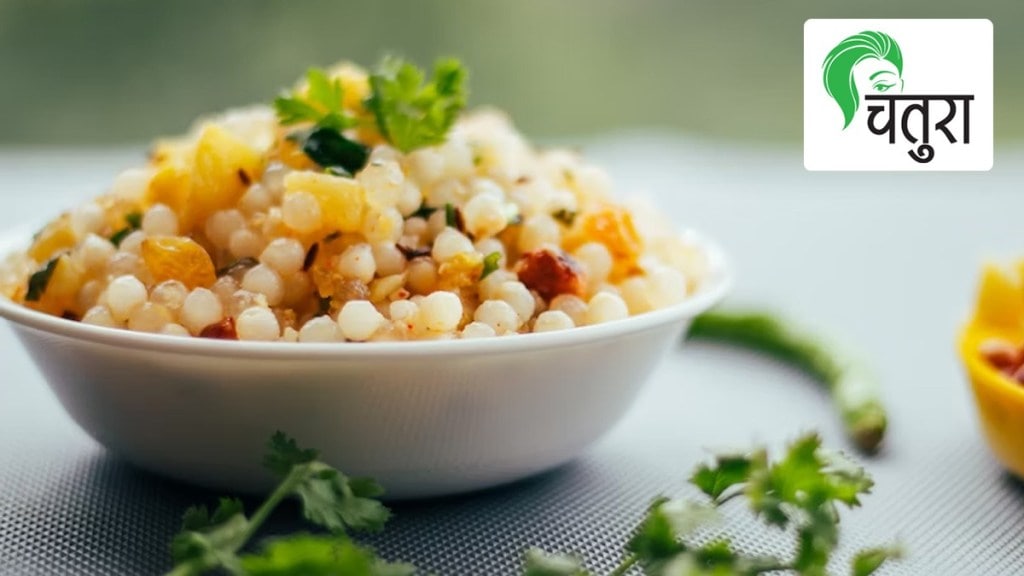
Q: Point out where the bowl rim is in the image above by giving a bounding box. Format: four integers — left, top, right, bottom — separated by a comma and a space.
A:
0, 223, 732, 359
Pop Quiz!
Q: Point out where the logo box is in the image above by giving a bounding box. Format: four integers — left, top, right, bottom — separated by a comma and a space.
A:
804, 19, 993, 171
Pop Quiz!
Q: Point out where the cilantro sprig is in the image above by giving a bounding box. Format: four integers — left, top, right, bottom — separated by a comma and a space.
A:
272, 58, 468, 174
274, 68, 356, 132
526, 433, 901, 576
366, 57, 468, 153
165, 432, 402, 576
274, 69, 368, 174
167, 432, 898, 576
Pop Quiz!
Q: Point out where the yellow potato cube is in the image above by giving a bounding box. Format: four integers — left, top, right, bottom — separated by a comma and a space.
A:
188, 124, 264, 229
145, 124, 263, 233
27, 215, 76, 263
284, 171, 366, 234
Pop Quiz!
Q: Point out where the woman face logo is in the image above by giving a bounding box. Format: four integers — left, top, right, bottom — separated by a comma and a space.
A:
822, 31, 904, 129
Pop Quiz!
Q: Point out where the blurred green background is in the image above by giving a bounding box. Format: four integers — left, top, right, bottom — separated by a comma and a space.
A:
0, 0, 1020, 145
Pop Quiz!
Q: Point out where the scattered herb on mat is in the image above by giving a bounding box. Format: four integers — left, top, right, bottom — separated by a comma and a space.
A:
165, 432, 406, 576
525, 433, 900, 576
166, 433, 899, 576
688, 309, 888, 454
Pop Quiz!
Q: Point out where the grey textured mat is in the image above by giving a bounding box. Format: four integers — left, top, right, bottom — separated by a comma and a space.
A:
3, 142, 1024, 575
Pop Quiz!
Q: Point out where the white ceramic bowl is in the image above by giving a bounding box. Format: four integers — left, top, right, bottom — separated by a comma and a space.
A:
0, 226, 730, 499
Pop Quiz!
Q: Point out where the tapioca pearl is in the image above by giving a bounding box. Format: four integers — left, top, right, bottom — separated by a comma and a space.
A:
372, 243, 406, 277
474, 237, 506, 266
647, 266, 688, 309
205, 209, 246, 249
396, 181, 423, 217
549, 294, 587, 326
498, 281, 535, 327
142, 204, 179, 237
473, 299, 519, 335
403, 216, 428, 238
477, 269, 516, 301
259, 238, 305, 276
159, 323, 190, 337
585, 292, 628, 325
431, 228, 474, 263
533, 310, 575, 333
128, 302, 173, 333
358, 160, 404, 208
106, 275, 147, 322
78, 234, 116, 271
70, 203, 106, 238
618, 276, 652, 315
211, 276, 240, 306
337, 243, 376, 284
236, 306, 281, 341
462, 193, 507, 238
111, 168, 154, 202
82, 305, 117, 328
419, 291, 463, 333
239, 184, 272, 214
298, 315, 341, 343
106, 252, 143, 278
228, 228, 264, 259
362, 208, 404, 244
517, 214, 561, 253
241, 264, 284, 306
461, 321, 496, 339
180, 288, 224, 334
573, 242, 612, 285
118, 230, 146, 255
338, 300, 386, 341
282, 191, 323, 234
405, 257, 437, 295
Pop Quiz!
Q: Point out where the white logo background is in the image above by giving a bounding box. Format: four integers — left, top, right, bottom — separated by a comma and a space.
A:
804, 19, 992, 171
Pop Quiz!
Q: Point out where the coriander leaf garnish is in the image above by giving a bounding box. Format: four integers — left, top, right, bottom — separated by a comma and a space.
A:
530, 433, 900, 576
167, 432, 899, 576
25, 256, 59, 302
851, 546, 904, 576
274, 69, 356, 130
367, 56, 468, 153
125, 211, 143, 229
410, 203, 437, 220
444, 203, 457, 228
552, 209, 577, 227
165, 432, 400, 576
263, 431, 390, 533
240, 535, 416, 576
480, 251, 502, 280
274, 69, 367, 173
690, 451, 757, 503
302, 126, 369, 175
264, 430, 319, 476
522, 549, 590, 576
274, 97, 322, 126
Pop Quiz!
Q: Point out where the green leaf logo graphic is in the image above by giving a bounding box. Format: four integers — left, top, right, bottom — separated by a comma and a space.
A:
822, 31, 904, 129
